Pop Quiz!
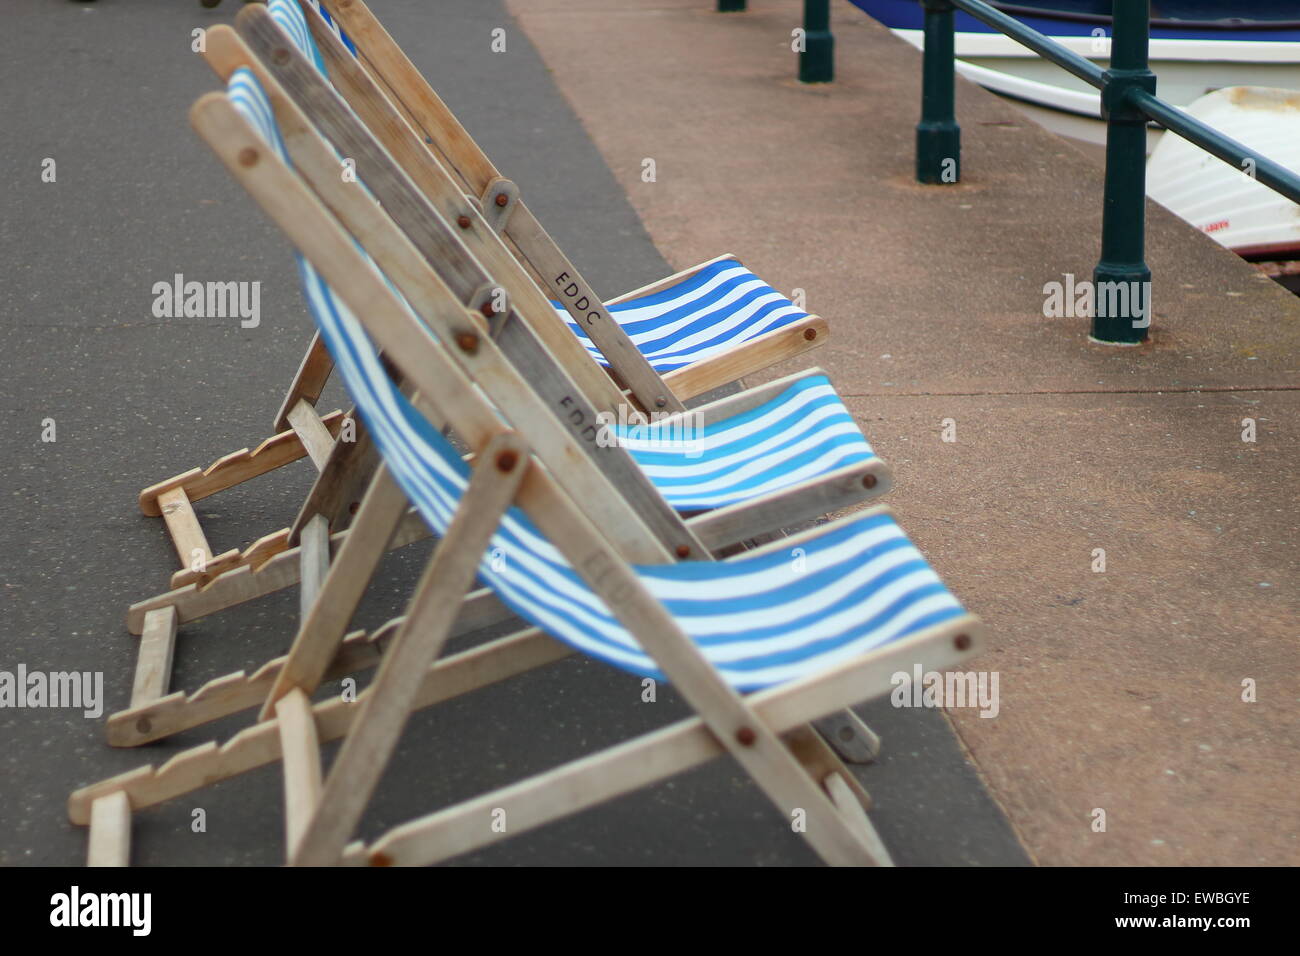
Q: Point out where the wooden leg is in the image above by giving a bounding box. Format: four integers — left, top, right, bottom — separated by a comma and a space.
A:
286, 398, 338, 471
290, 417, 378, 540
297, 514, 331, 623
290, 433, 528, 865
258, 464, 410, 720
87, 792, 131, 867
157, 487, 212, 573
276, 688, 323, 860
129, 606, 178, 709
825, 773, 894, 866
272, 331, 334, 433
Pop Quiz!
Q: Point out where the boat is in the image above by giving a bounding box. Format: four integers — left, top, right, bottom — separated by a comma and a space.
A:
851, 1, 1300, 148
1146, 86, 1300, 292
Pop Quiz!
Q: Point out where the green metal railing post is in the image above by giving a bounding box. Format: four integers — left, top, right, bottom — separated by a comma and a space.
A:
800, 0, 834, 83
718, 0, 746, 11
916, 0, 961, 184
1092, 0, 1156, 343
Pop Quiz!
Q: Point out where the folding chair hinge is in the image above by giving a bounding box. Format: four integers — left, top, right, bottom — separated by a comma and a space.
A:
469, 283, 511, 339
478, 177, 519, 234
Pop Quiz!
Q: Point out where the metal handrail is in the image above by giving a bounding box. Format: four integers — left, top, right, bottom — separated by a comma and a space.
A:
918, 0, 1300, 343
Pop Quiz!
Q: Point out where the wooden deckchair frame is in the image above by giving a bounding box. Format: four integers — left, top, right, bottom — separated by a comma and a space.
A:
303, 0, 828, 412
116, 20, 886, 754
135, 0, 826, 596
73, 88, 985, 865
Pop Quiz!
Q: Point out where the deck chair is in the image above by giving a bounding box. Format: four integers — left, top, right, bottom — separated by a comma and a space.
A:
69, 73, 984, 866
113, 18, 891, 748
111, 61, 889, 762
137, 0, 829, 592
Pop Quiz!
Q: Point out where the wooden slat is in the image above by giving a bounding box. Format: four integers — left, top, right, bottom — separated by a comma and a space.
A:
689, 461, 890, 554
605, 254, 740, 305
498, 202, 684, 413
130, 606, 178, 708
86, 792, 131, 867
169, 530, 290, 591
667, 367, 830, 426
290, 432, 528, 865
289, 414, 377, 540
297, 514, 331, 622
260, 465, 409, 719
71, 626, 575, 823
109, 591, 518, 747
273, 330, 334, 432
69, 619, 980, 825
126, 508, 431, 634
138, 409, 347, 515
157, 487, 212, 571
318, 0, 500, 192
659, 317, 828, 402
310, 0, 681, 413
286, 398, 337, 471
276, 688, 323, 859
824, 773, 894, 866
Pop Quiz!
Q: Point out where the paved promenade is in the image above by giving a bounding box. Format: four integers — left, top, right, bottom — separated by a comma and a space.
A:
1, 0, 1293, 866
510, 0, 1300, 865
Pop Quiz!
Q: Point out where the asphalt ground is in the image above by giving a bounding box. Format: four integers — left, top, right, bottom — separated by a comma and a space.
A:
0, 0, 1028, 865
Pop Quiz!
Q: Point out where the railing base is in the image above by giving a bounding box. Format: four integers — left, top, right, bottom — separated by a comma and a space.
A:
800, 32, 834, 84
1089, 265, 1152, 345
916, 124, 961, 185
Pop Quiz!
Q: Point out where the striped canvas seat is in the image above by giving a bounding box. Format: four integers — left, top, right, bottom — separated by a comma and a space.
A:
273, 0, 818, 376
618, 375, 873, 511
230, 64, 879, 512
556, 261, 816, 374
230, 71, 966, 692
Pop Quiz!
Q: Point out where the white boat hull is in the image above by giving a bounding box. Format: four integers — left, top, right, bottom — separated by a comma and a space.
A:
893, 30, 1300, 147
1146, 86, 1300, 259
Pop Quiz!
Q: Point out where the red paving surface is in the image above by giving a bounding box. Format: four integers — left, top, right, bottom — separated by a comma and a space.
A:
512, 0, 1300, 865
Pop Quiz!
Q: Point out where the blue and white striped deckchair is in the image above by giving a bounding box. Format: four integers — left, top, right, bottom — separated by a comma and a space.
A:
113, 55, 894, 756
67, 71, 984, 868
134, 0, 842, 588
218, 57, 887, 524
214, 69, 981, 866
277, 0, 828, 398
132, 9, 880, 604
